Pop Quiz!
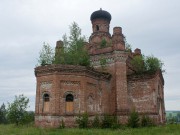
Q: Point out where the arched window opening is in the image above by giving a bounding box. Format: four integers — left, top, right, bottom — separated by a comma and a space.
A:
96, 25, 99, 31
66, 94, 74, 102
66, 94, 74, 113
43, 93, 50, 112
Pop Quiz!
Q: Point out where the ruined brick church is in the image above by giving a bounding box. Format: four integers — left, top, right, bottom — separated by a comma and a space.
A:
35, 9, 165, 127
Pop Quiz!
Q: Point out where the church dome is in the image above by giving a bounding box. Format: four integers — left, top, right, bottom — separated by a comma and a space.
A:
90, 9, 111, 21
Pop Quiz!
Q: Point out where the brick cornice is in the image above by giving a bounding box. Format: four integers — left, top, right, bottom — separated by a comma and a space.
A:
127, 70, 164, 85
35, 64, 111, 80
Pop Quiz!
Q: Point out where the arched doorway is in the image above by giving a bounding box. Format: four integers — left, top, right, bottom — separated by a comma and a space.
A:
66, 94, 74, 113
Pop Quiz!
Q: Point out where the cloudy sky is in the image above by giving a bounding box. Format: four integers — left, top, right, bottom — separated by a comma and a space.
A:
0, 0, 179, 111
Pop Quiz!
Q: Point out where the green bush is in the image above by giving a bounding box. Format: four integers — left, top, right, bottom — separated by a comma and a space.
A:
101, 114, 119, 129
100, 38, 107, 48
111, 122, 121, 129
20, 111, 34, 126
92, 115, 101, 128
145, 55, 164, 74
128, 109, 140, 128
76, 112, 89, 128
131, 55, 145, 74
101, 114, 111, 128
131, 55, 164, 74
100, 58, 107, 70
59, 119, 65, 129
141, 115, 154, 127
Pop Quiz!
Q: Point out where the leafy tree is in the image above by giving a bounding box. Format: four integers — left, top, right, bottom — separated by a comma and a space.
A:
169, 113, 172, 118
55, 22, 90, 66
7, 94, 30, 126
128, 109, 140, 128
38, 42, 54, 66
21, 111, 35, 126
168, 117, 176, 124
177, 113, 180, 122
0, 103, 8, 124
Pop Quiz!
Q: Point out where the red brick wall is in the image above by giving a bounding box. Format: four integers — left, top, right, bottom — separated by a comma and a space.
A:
127, 73, 165, 124
35, 65, 111, 127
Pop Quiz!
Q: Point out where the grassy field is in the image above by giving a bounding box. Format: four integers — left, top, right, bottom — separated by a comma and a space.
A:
0, 124, 180, 135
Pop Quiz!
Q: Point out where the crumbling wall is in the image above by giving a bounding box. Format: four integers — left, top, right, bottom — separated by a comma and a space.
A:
127, 73, 165, 124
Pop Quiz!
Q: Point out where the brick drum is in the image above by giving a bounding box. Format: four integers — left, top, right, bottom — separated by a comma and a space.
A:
35, 9, 165, 127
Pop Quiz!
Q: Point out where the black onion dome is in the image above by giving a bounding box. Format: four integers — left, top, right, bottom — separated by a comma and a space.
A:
90, 9, 111, 21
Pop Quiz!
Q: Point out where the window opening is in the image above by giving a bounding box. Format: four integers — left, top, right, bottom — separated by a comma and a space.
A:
66, 94, 74, 102
96, 25, 99, 31
43, 93, 50, 112
66, 94, 74, 113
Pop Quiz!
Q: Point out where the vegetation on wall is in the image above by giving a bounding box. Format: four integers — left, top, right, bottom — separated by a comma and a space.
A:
124, 36, 132, 52
55, 22, 90, 66
37, 42, 54, 66
131, 55, 164, 74
100, 57, 107, 71
131, 55, 145, 74
37, 23, 164, 75
124, 35, 164, 74
100, 38, 107, 48
37, 22, 90, 66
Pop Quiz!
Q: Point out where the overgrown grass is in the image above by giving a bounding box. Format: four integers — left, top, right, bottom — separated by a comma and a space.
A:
0, 124, 180, 135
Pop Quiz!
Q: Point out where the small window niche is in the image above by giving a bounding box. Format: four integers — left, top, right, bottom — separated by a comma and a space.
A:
96, 25, 99, 31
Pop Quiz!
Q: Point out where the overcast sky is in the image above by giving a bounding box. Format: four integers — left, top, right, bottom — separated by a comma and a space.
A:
0, 0, 179, 111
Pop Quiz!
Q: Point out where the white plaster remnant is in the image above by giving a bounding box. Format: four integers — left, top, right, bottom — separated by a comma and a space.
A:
40, 82, 52, 90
